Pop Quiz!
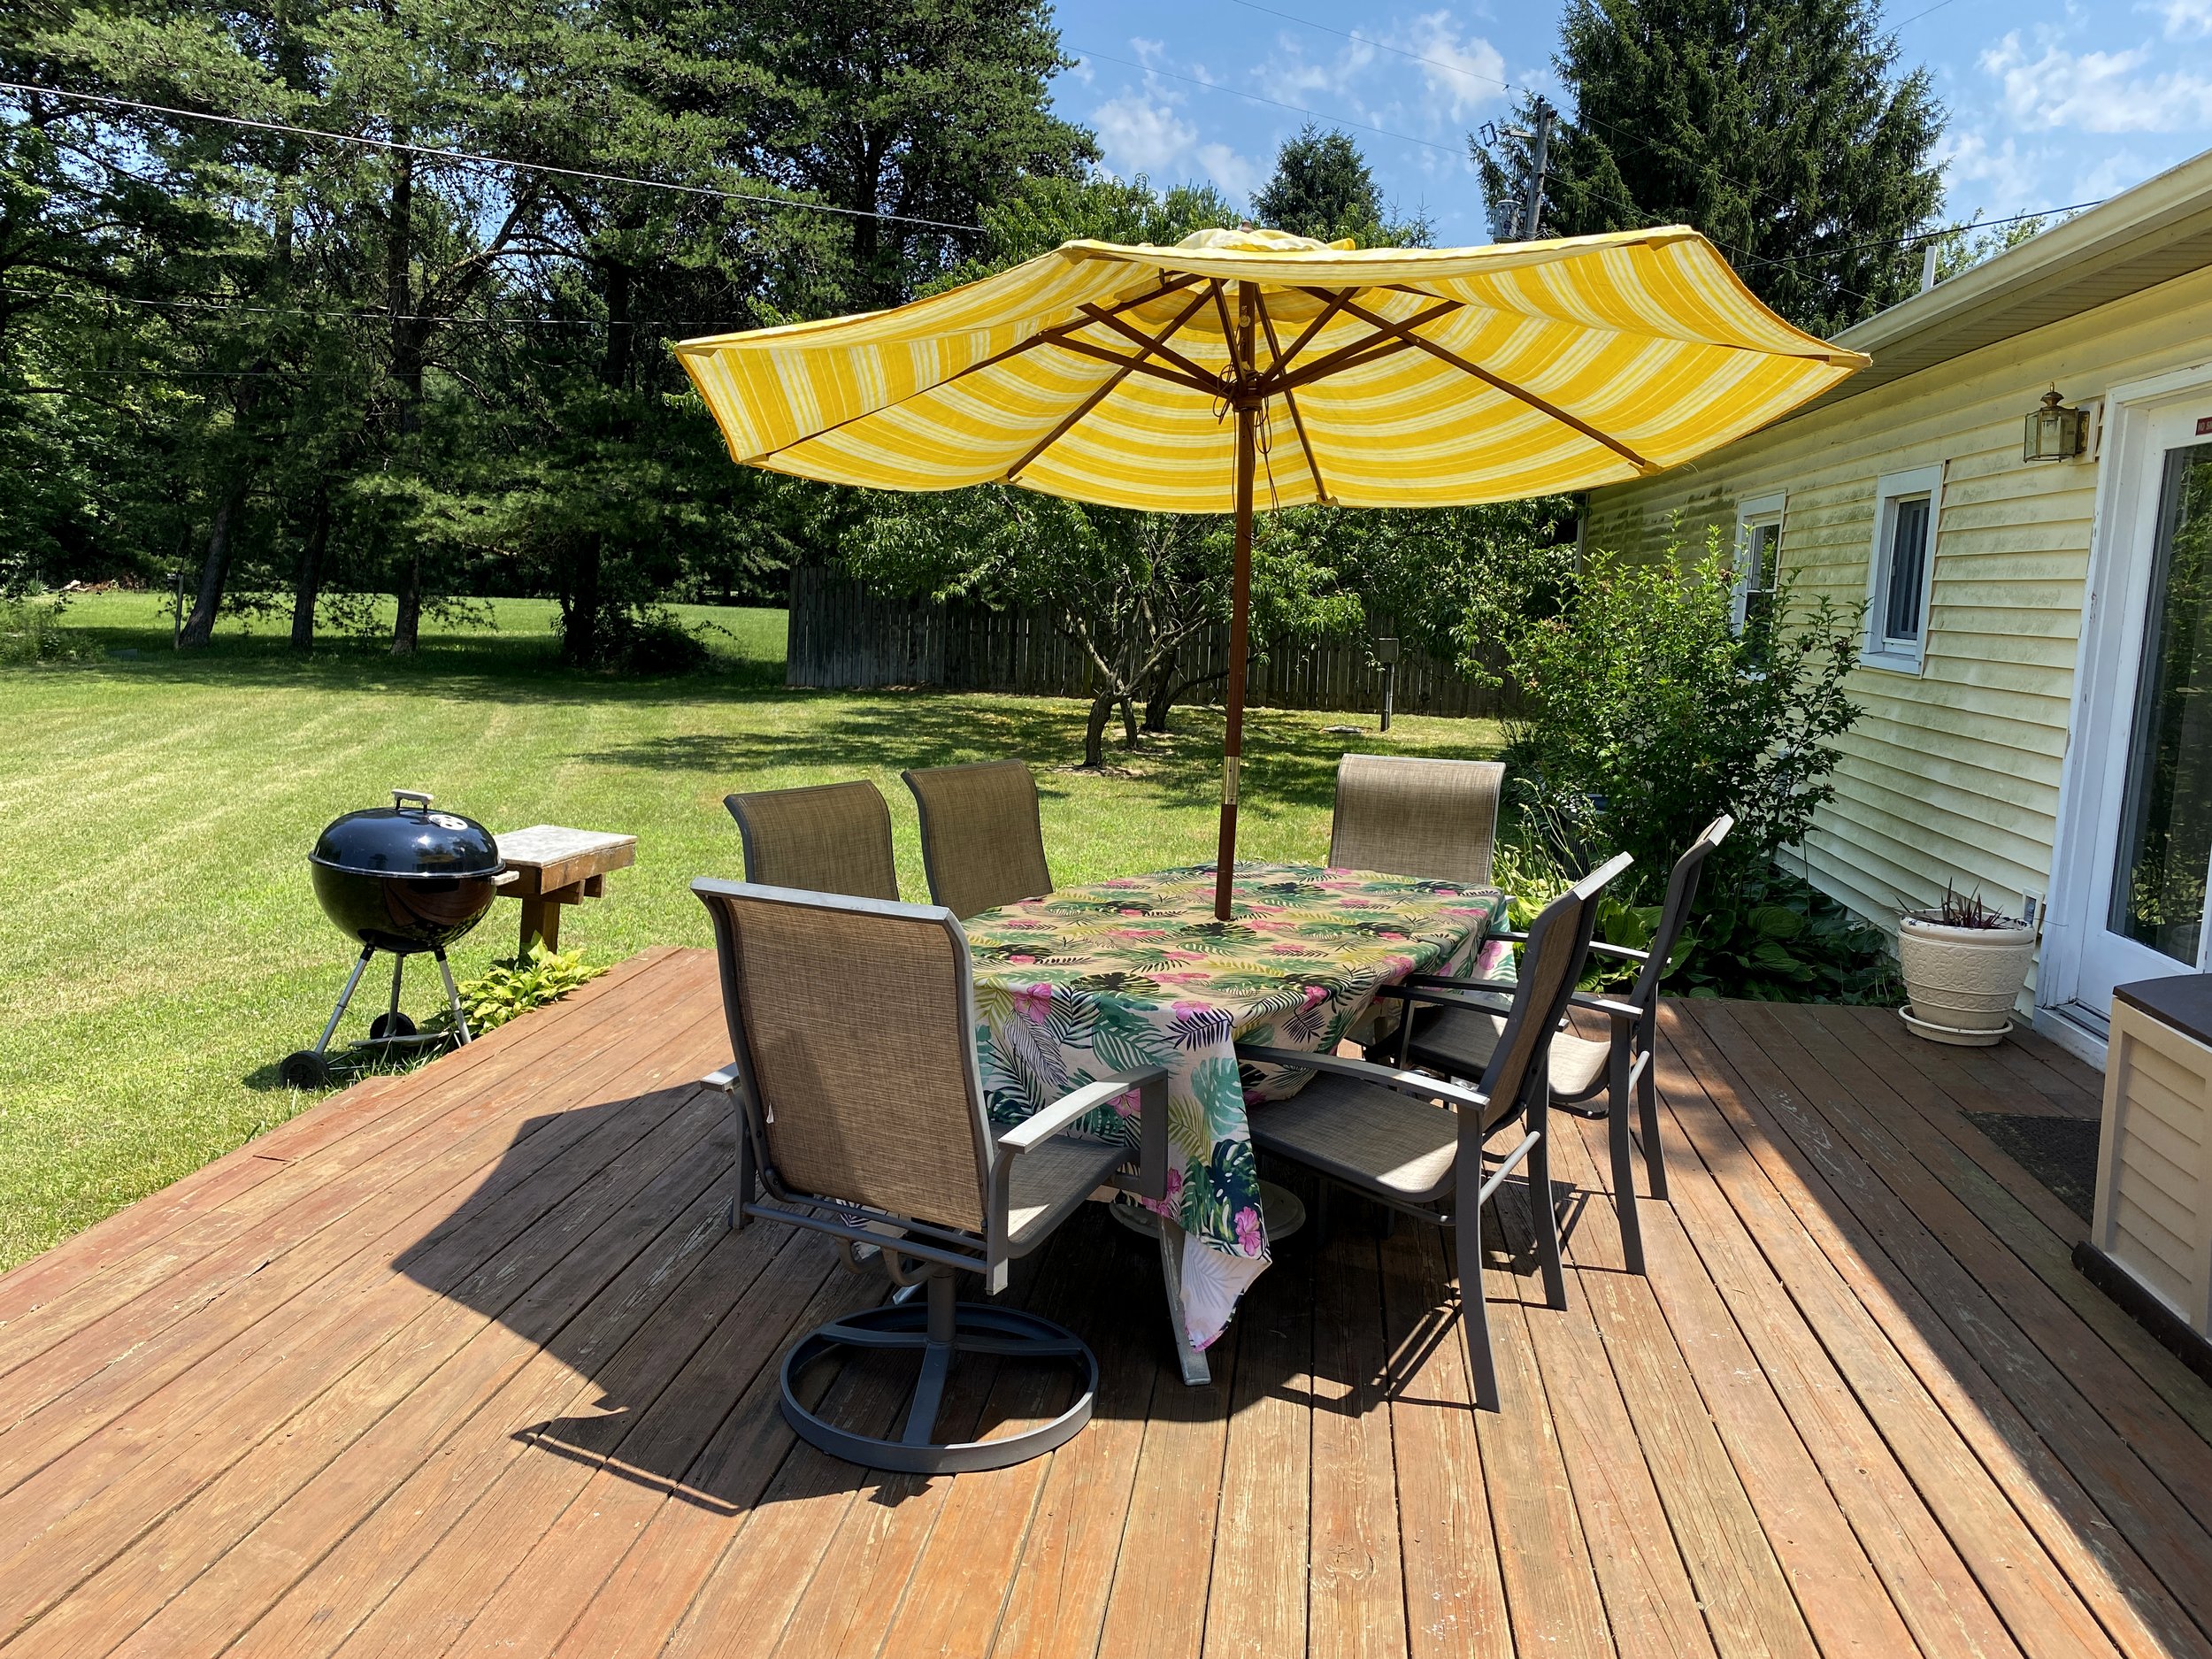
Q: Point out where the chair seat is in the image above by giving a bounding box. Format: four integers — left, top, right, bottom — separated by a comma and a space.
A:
1402, 1004, 1609, 1099
1007, 1135, 1129, 1248
1248, 1074, 1467, 1203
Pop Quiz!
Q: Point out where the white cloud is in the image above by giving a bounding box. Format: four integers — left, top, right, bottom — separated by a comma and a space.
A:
2148, 0, 2212, 36
1194, 142, 1263, 201
1934, 128, 2041, 204
1982, 31, 2212, 134
1397, 11, 1509, 121
1091, 90, 1202, 177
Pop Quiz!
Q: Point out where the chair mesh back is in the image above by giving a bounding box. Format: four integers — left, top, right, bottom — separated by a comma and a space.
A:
1479, 885, 1591, 1119
698, 885, 992, 1233
1329, 756, 1505, 886
903, 760, 1054, 920
1634, 816, 1733, 1005
725, 780, 900, 902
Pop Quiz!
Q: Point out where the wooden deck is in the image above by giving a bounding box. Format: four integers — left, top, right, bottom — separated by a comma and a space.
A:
2, 946, 2208, 1658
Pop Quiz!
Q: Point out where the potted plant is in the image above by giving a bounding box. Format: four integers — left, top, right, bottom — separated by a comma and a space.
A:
1897, 884, 2039, 1045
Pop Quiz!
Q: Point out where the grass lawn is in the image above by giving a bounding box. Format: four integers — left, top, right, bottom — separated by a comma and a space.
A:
0, 591, 1503, 1271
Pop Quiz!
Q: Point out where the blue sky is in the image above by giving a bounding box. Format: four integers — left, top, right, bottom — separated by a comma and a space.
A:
1049, 0, 2212, 248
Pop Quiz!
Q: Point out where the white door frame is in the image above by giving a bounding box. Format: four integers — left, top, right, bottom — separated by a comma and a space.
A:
2041, 357, 2212, 1064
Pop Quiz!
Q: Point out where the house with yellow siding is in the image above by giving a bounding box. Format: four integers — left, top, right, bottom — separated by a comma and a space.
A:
1583, 148, 2212, 1065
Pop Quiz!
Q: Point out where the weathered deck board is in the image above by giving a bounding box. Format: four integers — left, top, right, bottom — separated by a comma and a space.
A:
2, 947, 2208, 1658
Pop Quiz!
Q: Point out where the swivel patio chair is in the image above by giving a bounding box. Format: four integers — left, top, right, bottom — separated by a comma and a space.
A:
1328, 754, 1507, 887
902, 759, 1055, 919
1376, 818, 1732, 1275
724, 780, 900, 902
693, 878, 1168, 1474
1237, 852, 1630, 1411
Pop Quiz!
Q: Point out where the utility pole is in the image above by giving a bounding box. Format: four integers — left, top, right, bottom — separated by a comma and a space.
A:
1521, 97, 1558, 242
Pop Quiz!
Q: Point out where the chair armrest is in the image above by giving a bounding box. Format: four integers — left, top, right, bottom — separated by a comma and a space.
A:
702, 1065, 740, 1093
1586, 941, 1651, 964
1487, 929, 1529, 943
1236, 1043, 1490, 1117
997, 1067, 1168, 1154
1570, 993, 1646, 1023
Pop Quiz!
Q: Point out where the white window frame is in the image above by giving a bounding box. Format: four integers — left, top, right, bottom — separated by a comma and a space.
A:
1863, 464, 1945, 674
1732, 491, 1786, 631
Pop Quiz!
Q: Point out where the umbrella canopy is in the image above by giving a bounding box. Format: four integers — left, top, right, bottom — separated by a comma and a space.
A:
677, 226, 1867, 916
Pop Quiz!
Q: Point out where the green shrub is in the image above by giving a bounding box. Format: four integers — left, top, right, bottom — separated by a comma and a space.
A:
0, 596, 81, 664
436, 944, 607, 1034
1508, 531, 1863, 884
1498, 535, 1900, 1002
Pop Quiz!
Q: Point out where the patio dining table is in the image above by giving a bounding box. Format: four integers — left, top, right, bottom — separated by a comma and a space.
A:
962, 861, 1504, 1368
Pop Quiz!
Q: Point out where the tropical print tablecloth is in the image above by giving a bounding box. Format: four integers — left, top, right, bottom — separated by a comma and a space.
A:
964, 862, 1502, 1348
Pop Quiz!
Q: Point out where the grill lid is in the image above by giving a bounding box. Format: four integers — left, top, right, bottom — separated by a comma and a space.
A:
311, 789, 503, 879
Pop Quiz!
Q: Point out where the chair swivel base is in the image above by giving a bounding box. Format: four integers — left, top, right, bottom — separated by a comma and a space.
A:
780, 1299, 1099, 1475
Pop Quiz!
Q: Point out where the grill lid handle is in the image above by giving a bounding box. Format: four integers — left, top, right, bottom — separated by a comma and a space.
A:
392, 787, 435, 814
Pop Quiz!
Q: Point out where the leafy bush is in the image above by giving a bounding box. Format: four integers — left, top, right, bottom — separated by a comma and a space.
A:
0, 596, 81, 664
1508, 532, 1863, 883
435, 944, 606, 1034
597, 605, 713, 675
1495, 535, 1900, 1002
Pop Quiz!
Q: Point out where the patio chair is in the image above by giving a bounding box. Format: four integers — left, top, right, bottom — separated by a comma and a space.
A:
724, 780, 900, 902
1237, 852, 1631, 1411
1377, 818, 1733, 1276
692, 878, 1168, 1474
902, 759, 1054, 919
1328, 755, 1506, 886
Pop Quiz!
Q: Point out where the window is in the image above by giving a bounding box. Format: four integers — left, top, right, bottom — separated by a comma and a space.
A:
1732, 492, 1786, 633
1864, 465, 1944, 672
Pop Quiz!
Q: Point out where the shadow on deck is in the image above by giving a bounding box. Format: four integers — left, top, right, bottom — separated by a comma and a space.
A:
0, 946, 2207, 1659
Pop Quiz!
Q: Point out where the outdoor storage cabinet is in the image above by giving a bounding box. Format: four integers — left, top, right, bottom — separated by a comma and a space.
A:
2093, 979, 2212, 1339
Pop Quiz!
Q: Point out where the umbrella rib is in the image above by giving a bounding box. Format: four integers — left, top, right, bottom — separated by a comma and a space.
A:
1251, 289, 1330, 504
1043, 335, 1222, 396
745, 274, 1203, 464
1270, 299, 1463, 393
1326, 293, 1659, 475
1005, 287, 1217, 482
1261, 288, 1356, 386
1078, 303, 1220, 392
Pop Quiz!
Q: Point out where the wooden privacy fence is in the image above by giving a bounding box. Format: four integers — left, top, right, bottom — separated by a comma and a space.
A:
785, 565, 1511, 718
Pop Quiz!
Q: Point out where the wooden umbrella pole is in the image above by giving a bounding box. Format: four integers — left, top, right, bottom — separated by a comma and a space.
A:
1213, 395, 1257, 922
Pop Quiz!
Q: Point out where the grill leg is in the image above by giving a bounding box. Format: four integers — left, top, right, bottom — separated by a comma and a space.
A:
385, 955, 406, 1032
434, 949, 472, 1045
314, 948, 374, 1056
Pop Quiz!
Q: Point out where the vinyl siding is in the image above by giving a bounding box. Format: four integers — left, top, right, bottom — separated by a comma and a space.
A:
1585, 259, 2212, 991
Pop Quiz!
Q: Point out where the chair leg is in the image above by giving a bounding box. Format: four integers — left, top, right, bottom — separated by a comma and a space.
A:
1527, 1118, 1567, 1310
1156, 1216, 1212, 1386
1457, 1210, 1500, 1411
1637, 1037, 1669, 1201
1609, 1048, 1647, 1276
900, 1268, 958, 1446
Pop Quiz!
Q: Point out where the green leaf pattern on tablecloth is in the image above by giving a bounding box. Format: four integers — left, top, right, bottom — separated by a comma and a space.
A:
964, 862, 1501, 1312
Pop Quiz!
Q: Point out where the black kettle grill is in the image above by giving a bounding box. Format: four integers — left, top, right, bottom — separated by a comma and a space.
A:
279, 789, 511, 1087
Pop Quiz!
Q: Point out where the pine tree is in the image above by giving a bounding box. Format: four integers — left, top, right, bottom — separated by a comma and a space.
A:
1473, 0, 1944, 335
1253, 126, 1429, 247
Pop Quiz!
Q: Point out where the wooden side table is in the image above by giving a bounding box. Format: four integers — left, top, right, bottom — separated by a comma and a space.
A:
495, 826, 637, 956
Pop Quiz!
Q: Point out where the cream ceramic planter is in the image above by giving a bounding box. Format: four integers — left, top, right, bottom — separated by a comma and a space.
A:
1896, 914, 2037, 1045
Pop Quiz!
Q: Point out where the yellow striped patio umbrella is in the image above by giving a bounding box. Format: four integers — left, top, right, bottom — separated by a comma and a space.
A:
676, 226, 1866, 918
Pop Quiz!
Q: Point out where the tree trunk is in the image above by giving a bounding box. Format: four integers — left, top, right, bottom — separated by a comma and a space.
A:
563, 534, 603, 665
177, 470, 250, 649
1119, 695, 1139, 749
1081, 691, 1114, 769
391, 549, 422, 655
289, 489, 329, 651
1143, 659, 1178, 733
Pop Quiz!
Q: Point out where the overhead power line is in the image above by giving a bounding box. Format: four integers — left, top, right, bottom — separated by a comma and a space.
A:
0, 80, 984, 234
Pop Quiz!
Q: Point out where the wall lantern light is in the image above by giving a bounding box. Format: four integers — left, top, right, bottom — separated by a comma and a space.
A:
2024, 388, 2088, 463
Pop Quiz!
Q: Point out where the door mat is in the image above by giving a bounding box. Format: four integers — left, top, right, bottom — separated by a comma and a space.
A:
1962, 1111, 2100, 1223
